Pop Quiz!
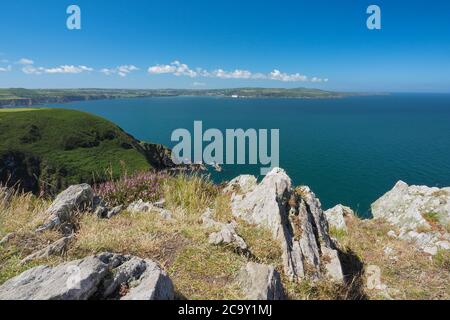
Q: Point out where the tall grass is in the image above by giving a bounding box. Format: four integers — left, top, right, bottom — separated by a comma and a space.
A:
0, 186, 49, 235
163, 174, 218, 218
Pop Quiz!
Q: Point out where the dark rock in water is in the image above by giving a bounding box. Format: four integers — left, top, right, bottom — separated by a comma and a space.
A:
0, 253, 174, 300
139, 142, 177, 169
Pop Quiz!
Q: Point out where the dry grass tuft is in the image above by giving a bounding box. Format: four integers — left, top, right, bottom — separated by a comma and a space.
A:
163, 174, 218, 219
169, 244, 245, 300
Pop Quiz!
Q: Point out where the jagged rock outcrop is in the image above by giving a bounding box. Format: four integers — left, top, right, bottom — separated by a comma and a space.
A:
36, 184, 94, 233
325, 204, 354, 231
372, 181, 450, 255
139, 142, 177, 169
372, 181, 450, 230
237, 262, 285, 300
0, 253, 174, 300
230, 167, 344, 282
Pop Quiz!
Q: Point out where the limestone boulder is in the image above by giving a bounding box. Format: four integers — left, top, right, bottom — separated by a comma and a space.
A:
237, 262, 285, 300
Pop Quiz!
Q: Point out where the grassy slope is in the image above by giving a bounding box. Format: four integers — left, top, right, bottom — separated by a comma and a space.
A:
0, 108, 151, 193
0, 174, 448, 300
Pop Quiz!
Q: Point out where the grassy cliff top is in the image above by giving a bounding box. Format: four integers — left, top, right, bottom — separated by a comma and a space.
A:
0, 108, 153, 193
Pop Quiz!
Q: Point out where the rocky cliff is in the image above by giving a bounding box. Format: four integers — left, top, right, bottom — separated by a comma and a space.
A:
0, 168, 448, 300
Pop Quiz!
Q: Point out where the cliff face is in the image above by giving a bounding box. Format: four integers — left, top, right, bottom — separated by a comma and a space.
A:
0, 109, 178, 195
139, 142, 177, 169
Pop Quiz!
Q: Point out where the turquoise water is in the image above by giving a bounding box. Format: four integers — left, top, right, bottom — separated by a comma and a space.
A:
47, 94, 450, 217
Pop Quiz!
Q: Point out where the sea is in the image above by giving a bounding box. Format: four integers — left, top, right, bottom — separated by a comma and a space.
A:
45, 93, 450, 217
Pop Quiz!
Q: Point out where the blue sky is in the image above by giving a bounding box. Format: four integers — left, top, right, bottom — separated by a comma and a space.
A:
0, 0, 449, 92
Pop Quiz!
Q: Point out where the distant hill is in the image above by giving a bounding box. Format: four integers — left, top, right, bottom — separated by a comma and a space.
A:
0, 108, 175, 195
0, 87, 357, 107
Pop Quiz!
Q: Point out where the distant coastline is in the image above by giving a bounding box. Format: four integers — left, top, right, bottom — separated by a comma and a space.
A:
0, 88, 383, 107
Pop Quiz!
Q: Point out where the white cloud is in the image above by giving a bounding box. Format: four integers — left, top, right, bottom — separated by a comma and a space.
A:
269, 69, 308, 82
0, 65, 12, 72
22, 64, 93, 75
17, 58, 94, 75
192, 81, 206, 87
44, 65, 93, 74
148, 61, 328, 83
148, 61, 197, 78
100, 65, 139, 77
211, 69, 253, 79
18, 58, 34, 65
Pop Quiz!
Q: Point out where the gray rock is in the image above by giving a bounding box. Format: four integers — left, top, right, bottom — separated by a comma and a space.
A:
36, 184, 94, 232
127, 200, 172, 220
297, 186, 334, 248
325, 204, 354, 231
127, 199, 153, 213
372, 181, 450, 231
121, 260, 174, 300
372, 181, 450, 255
153, 199, 166, 209
93, 196, 109, 218
223, 175, 258, 194
387, 230, 397, 238
106, 205, 123, 219
208, 222, 248, 251
399, 230, 449, 255
0, 255, 108, 300
0, 232, 15, 245
201, 208, 222, 228
237, 262, 285, 300
21, 235, 73, 264
436, 240, 450, 250
230, 167, 342, 282
322, 247, 344, 283
101, 257, 147, 298
0, 253, 174, 300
